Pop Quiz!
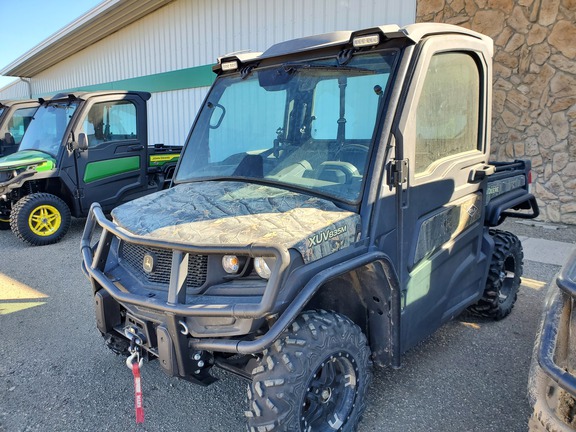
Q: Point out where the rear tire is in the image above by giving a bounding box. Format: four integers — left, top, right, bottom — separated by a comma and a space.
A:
10, 193, 71, 246
468, 229, 523, 320
246, 309, 372, 431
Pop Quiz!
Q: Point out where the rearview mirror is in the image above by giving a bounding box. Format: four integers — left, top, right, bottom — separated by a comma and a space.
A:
258, 67, 294, 90
208, 103, 226, 129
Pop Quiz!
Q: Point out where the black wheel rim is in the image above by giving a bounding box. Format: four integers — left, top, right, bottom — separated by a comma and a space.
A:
300, 352, 358, 431
498, 256, 516, 303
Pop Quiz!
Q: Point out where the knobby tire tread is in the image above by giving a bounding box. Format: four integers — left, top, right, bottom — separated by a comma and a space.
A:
246, 309, 372, 432
468, 229, 523, 320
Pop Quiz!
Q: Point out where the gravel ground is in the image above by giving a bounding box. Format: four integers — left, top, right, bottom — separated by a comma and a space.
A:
0, 217, 572, 431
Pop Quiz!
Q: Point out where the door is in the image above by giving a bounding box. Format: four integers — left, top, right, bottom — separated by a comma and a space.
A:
395, 35, 493, 350
74, 95, 148, 213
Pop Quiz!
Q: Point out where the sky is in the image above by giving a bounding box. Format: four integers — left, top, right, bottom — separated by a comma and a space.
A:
0, 0, 104, 90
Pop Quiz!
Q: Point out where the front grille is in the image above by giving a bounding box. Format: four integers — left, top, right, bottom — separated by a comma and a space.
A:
120, 242, 208, 288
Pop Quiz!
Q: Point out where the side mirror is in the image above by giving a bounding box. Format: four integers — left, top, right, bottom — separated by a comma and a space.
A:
77, 133, 88, 151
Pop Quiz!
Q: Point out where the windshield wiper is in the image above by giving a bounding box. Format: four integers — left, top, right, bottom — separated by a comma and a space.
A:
282, 63, 376, 76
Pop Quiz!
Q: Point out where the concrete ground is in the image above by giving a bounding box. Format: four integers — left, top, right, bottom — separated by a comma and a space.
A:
500, 218, 576, 265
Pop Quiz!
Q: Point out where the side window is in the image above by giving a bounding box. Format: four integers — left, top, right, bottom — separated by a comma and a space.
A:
415, 52, 480, 174
312, 74, 388, 140
83, 100, 137, 148
8, 107, 37, 145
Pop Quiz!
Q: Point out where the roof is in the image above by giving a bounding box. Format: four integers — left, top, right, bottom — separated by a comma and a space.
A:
258, 23, 492, 59
215, 23, 493, 72
44, 90, 152, 103
0, 99, 39, 109
0, 0, 175, 78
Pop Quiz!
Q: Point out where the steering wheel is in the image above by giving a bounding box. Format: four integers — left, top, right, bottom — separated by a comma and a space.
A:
336, 144, 369, 174
316, 161, 360, 183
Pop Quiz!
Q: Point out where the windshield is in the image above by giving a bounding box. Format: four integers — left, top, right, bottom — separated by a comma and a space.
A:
19, 102, 79, 156
175, 51, 396, 202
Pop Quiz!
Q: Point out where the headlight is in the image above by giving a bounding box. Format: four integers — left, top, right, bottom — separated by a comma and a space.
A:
254, 257, 275, 280
222, 255, 241, 274
0, 170, 13, 183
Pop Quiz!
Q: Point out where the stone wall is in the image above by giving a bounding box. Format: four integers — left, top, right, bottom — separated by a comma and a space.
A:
416, 0, 576, 224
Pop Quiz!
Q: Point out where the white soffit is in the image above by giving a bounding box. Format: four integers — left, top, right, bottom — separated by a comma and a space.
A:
1, 0, 175, 78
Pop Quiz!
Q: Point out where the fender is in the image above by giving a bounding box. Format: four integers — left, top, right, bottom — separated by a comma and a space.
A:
485, 189, 539, 226
190, 252, 402, 368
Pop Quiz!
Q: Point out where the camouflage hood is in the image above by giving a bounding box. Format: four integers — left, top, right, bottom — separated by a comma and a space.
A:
112, 181, 360, 263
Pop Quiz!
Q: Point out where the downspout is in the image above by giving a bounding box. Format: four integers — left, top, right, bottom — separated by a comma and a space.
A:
19, 77, 32, 98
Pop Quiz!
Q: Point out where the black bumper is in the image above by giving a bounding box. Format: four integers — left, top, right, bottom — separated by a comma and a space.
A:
82, 203, 397, 355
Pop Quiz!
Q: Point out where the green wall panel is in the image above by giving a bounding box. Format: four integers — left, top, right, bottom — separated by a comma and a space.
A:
61, 64, 216, 95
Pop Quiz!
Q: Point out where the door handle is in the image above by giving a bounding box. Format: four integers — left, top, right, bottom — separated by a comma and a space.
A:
469, 165, 495, 182
127, 145, 144, 152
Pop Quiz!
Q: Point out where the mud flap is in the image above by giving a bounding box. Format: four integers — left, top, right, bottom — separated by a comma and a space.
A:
95, 290, 121, 333
157, 326, 179, 377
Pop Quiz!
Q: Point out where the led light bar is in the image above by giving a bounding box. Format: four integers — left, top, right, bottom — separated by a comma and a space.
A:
221, 60, 238, 71
352, 34, 380, 48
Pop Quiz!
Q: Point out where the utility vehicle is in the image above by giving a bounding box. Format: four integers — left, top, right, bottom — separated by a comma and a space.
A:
0, 91, 181, 245
82, 23, 539, 431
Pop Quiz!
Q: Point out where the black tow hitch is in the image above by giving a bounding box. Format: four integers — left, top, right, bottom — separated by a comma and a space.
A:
189, 349, 216, 381
177, 347, 216, 386
124, 325, 147, 346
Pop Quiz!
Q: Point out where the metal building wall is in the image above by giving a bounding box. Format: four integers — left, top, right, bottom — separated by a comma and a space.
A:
1, 0, 415, 146
147, 87, 209, 145
0, 80, 31, 100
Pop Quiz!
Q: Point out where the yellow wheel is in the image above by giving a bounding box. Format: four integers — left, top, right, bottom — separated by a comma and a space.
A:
11, 193, 71, 246
28, 204, 62, 236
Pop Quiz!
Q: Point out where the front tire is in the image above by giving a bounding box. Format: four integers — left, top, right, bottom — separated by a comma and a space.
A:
10, 193, 71, 246
246, 310, 372, 431
468, 229, 523, 320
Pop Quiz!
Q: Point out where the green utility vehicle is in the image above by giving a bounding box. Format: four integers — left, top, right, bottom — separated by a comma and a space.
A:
82, 24, 539, 431
0, 99, 39, 157
0, 91, 181, 245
